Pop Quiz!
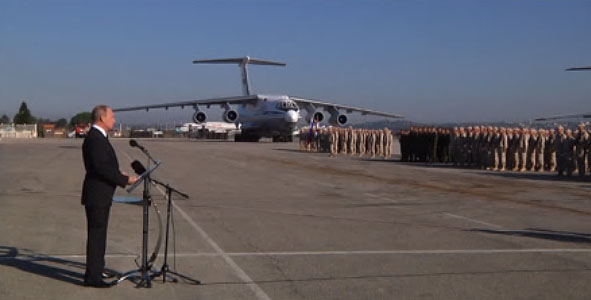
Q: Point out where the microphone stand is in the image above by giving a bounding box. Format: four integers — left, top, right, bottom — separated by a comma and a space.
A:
117, 145, 159, 288
151, 179, 200, 285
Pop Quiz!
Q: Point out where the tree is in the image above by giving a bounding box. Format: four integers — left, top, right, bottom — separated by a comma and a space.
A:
13, 101, 36, 124
70, 112, 92, 127
0, 114, 9, 124
56, 118, 68, 128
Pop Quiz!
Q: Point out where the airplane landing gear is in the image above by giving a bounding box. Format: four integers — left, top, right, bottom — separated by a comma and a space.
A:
235, 133, 261, 142
272, 135, 293, 143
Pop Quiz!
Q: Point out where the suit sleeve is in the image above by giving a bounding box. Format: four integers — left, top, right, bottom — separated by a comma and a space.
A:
87, 136, 129, 188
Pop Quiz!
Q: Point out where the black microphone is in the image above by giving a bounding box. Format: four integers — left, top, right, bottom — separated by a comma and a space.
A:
129, 139, 146, 151
131, 160, 147, 175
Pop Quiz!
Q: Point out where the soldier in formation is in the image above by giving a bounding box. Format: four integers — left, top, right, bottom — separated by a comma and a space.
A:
398, 124, 591, 178
300, 126, 394, 160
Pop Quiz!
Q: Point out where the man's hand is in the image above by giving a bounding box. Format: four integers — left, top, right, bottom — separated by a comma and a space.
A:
127, 175, 138, 185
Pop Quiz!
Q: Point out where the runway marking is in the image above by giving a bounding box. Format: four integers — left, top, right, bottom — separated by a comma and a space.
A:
171, 201, 272, 300
4, 248, 591, 261
121, 151, 272, 300
442, 213, 503, 229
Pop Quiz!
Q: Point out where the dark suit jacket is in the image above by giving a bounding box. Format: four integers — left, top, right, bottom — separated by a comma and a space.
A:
81, 127, 128, 207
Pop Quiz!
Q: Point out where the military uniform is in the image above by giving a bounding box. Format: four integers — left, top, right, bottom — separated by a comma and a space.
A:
526, 130, 537, 171
497, 128, 508, 171
518, 129, 529, 172
564, 130, 576, 177
575, 126, 589, 176
545, 130, 556, 171
535, 130, 545, 171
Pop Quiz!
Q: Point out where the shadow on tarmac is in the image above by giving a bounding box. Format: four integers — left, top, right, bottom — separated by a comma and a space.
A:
368, 159, 591, 183
471, 228, 591, 244
273, 148, 320, 154
0, 246, 116, 286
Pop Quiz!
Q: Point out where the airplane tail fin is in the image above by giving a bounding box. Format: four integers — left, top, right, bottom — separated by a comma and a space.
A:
193, 56, 286, 96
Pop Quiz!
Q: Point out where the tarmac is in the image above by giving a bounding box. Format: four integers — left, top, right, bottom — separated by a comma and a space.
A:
1, 137, 591, 300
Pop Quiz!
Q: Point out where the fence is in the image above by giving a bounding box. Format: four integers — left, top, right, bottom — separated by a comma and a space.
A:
0, 124, 38, 139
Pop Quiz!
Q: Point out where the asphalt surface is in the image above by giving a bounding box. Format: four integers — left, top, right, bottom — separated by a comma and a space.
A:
1, 138, 591, 300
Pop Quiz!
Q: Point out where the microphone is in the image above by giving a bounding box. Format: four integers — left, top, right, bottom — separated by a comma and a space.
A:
129, 139, 146, 151
130, 138, 158, 165
131, 160, 147, 175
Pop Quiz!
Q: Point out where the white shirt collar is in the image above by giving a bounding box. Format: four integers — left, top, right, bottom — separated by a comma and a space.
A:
92, 124, 108, 138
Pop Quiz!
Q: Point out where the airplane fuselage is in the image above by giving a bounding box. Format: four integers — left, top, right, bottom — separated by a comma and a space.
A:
236, 95, 299, 138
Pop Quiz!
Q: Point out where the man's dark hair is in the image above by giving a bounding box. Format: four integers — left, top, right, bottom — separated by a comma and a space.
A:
92, 105, 111, 123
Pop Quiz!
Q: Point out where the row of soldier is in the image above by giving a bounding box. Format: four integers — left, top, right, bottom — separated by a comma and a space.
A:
299, 126, 394, 159
400, 124, 591, 177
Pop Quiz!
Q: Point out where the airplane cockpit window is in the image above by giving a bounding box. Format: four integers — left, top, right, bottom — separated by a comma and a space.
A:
277, 101, 298, 111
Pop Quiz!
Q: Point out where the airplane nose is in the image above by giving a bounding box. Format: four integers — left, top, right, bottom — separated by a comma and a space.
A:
285, 110, 299, 123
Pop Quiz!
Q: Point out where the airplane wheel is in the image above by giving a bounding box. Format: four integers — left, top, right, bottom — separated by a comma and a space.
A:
235, 134, 260, 142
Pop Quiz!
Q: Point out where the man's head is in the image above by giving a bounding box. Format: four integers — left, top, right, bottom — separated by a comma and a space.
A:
92, 105, 115, 132
530, 128, 537, 135
557, 126, 564, 134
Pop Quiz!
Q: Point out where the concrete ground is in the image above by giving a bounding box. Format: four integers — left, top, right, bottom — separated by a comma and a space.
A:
1, 138, 590, 300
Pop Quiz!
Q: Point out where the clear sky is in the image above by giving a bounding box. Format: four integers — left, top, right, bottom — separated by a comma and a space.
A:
0, 0, 589, 124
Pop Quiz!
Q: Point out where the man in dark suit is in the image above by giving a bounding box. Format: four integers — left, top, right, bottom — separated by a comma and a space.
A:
81, 105, 137, 287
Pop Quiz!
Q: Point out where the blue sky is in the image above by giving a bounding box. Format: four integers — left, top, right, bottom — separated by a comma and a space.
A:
0, 0, 589, 124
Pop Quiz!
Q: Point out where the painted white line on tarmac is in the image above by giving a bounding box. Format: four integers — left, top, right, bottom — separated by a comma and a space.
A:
443, 212, 503, 228
121, 151, 272, 300
172, 201, 272, 300
226, 248, 591, 255
4, 248, 591, 261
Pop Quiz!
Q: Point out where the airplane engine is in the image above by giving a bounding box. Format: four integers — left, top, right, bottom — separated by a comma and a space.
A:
305, 111, 325, 123
223, 109, 239, 123
192, 111, 207, 124
329, 112, 348, 127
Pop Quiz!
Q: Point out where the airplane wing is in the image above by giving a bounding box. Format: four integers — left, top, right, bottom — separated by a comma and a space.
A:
535, 113, 591, 121
112, 95, 259, 112
290, 96, 404, 118
566, 66, 591, 71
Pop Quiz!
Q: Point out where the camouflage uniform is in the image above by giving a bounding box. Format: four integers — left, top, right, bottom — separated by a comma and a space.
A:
535, 129, 545, 172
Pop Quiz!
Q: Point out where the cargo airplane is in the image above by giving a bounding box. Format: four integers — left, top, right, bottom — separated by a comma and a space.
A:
114, 57, 403, 142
